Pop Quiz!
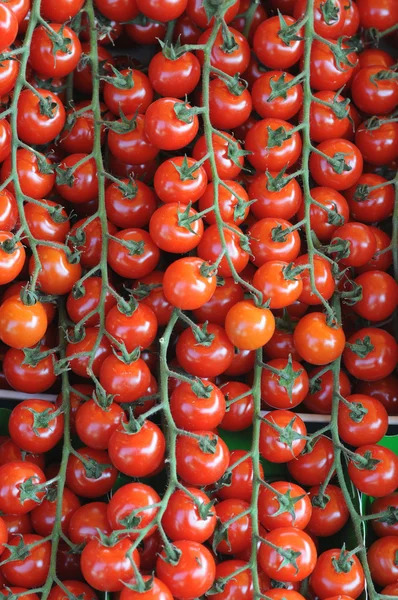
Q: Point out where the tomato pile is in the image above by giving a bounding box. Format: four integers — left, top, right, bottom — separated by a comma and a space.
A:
0, 0, 396, 598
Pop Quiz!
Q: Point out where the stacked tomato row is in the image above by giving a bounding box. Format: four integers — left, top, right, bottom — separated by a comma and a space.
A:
0, 0, 397, 599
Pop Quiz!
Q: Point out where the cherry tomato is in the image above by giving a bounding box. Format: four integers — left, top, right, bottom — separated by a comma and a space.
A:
81, 537, 140, 592
75, 399, 126, 450
103, 69, 153, 116
294, 0, 346, 37
3, 346, 57, 393
246, 118, 302, 172
356, 0, 398, 31
249, 171, 302, 221
144, 97, 199, 151
99, 354, 151, 403
260, 410, 307, 463
287, 436, 334, 486
261, 357, 309, 409
0, 461, 46, 515
219, 381, 254, 431
294, 313, 346, 366
170, 380, 226, 431
163, 257, 217, 311
29, 246, 82, 295
355, 118, 398, 166
9, 399, 64, 453
348, 444, 398, 497
197, 27, 250, 77
356, 375, 398, 415
303, 367, 351, 414
68, 502, 112, 544
31, 487, 80, 537
1, 533, 51, 587
307, 484, 349, 537
308, 39, 357, 91
29, 24, 82, 78
212, 498, 252, 555
343, 327, 397, 381
225, 300, 275, 351
193, 131, 244, 180
310, 548, 365, 599
254, 16, 304, 69
310, 139, 363, 190
107, 482, 160, 540
17, 88, 65, 145
176, 430, 229, 486
66, 447, 118, 499
162, 487, 216, 543
218, 450, 264, 503
156, 540, 216, 599
0, 296, 47, 349
259, 527, 317, 582
149, 50, 201, 98
0, 4, 18, 52
176, 323, 234, 378
259, 481, 312, 530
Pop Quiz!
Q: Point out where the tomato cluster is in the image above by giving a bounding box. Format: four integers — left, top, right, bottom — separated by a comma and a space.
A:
0, 0, 396, 598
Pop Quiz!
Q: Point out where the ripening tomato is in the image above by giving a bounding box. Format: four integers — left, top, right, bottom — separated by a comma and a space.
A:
196, 26, 250, 76
353, 271, 398, 322
66, 447, 118, 499
162, 487, 216, 543
261, 358, 309, 409
343, 327, 397, 381
3, 346, 57, 393
193, 131, 244, 180
29, 246, 82, 295
68, 501, 112, 544
107, 228, 160, 279
149, 202, 204, 253
246, 118, 302, 172
253, 16, 304, 69
176, 430, 229, 486
0, 461, 46, 515
310, 548, 365, 599
310, 139, 363, 190
259, 481, 312, 530
352, 67, 398, 115
1, 534, 51, 587
176, 323, 234, 378
0, 296, 47, 349
81, 537, 140, 592
149, 50, 201, 98
108, 419, 165, 477
260, 410, 307, 463
218, 450, 264, 503
308, 39, 357, 91
225, 300, 275, 350
99, 354, 151, 404
259, 527, 317, 582
29, 24, 82, 78
307, 484, 349, 537
156, 541, 215, 600
9, 399, 64, 454
144, 97, 199, 151
355, 119, 398, 166
252, 71, 303, 120
163, 257, 217, 311
338, 394, 388, 446
294, 313, 346, 366
303, 368, 351, 414
249, 218, 301, 267
219, 381, 254, 431
348, 444, 398, 497
103, 69, 153, 116
368, 536, 398, 588
287, 436, 334, 486
17, 88, 65, 145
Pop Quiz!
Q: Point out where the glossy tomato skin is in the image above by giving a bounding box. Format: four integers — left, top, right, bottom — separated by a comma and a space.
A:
29, 24, 82, 78
107, 114, 159, 165
287, 436, 334, 486
252, 71, 303, 120
343, 328, 397, 381
352, 66, 398, 115
258, 481, 312, 530
108, 228, 160, 280
261, 358, 309, 409
196, 27, 250, 77
260, 410, 307, 463
66, 447, 118, 498
0, 296, 48, 349
162, 487, 216, 543
163, 257, 217, 311
99, 354, 151, 404
344, 173, 394, 223
248, 218, 301, 267
24, 199, 70, 243
331, 222, 377, 268
120, 577, 173, 600
105, 179, 156, 229
17, 88, 65, 145
208, 78, 252, 130
30, 487, 80, 537
66, 328, 112, 378
3, 347, 57, 393
0, 232, 25, 285
246, 118, 302, 172
108, 419, 165, 477
149, 50, 201, 98
294, 0, 345, 37
218, 450, 264, 503
353, 271, 398, 322
104, 69, 153, 116
105, 303, 158, 352
309, 39, 357, 90
259, 527, 317, 582
156, 540, 216, 599
41, 0, 85, 20
294, 313, 346, 366
307, 484, 349, 537
310, 139, 363, 190
149, 202, 204, 253
75, 399, 126, 450
219, 381, 254, 431
9, 399, 64, 453
297, 187, 349, 242
198, 223, 249, 277
356, 375, 398, 415
370, 493, 398, 537
303, 368, 351, 414
154, 156, 207, 204
0, 189, 17, 231
249, 171, 302, 221
212, 499, 252, 555
225, 300, 275, 351
186, 0, 240, 27
193, 132, 244, 180
310, 549, 365, 599
81, 537, 140, 592
176, 430, 229, 486
67, 277, 116, 327
348, 445, 398, 497
193, 277, 244, 326
144, 97, 199, 151
368, 537, 398, 588
1, 533, 51, 587
107, 482, 160, 540
29, 246, 82, 295
254, 16, 304, 69
356, 0, 398, 31
68, 502, 111, 545
355, 119, 398, 166
170, 380, 226, 431
0, 5, 18, 52
0, 461, 46, 515
176, 323, 234, 378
